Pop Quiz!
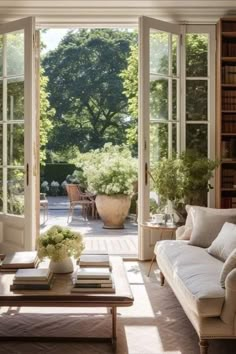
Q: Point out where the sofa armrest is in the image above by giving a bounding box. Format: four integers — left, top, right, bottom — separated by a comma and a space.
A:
221, 268, 236, 325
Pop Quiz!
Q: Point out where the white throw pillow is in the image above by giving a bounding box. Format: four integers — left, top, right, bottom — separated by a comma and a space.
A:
176, 225, 192, 240
220, 248, 236, 288
189, 207, 236, 248
208, 222, 236, 261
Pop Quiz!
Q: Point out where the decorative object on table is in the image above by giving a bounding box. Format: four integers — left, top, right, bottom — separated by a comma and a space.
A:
0, 251, 39, 271
151, 150, 219, 222
75, 144, 138, 229
10, 268, 54, 291
37, 226, 85, 274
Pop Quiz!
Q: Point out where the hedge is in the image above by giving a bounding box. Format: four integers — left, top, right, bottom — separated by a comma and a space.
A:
41, 163, 77, 184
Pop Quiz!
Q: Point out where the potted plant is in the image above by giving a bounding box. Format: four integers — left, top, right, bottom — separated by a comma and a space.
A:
77, 144, 138, 229
37, 225, 85, 273
151, 150, 219, 221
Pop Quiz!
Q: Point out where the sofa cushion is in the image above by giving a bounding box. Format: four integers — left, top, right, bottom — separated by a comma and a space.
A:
189, 207, 236, 248
155, 240, 225, 317
220, 248, 236, 288
208, 222, 236, 261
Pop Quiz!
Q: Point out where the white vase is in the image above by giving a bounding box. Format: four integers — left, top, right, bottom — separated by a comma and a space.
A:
49, 257, 74, 274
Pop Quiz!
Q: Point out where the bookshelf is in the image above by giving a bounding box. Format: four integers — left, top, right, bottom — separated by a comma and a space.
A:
216, 18, 236, 208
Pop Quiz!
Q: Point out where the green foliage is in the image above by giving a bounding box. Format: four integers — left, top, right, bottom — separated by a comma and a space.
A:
41, 163, 76, 184
40, 68, 55, 164
74, 143, 138, 195
152, 150, 219, 206
122, 34, 209, 156
42, 29, 136, 153
37, 225, 85, 262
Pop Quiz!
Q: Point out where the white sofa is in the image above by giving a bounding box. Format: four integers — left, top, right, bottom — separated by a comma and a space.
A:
155, 212, 236, 354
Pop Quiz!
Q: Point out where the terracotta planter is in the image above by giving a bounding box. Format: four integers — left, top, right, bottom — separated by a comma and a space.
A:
95, 194, 131, 229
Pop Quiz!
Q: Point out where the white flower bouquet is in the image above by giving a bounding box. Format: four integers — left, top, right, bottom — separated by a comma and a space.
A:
37, 225, 85, 262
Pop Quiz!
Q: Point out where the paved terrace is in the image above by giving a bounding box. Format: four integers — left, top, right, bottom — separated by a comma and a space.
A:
40, 196, 138, 258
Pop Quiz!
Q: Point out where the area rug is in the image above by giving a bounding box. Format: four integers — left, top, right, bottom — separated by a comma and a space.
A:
0, 261, 235, 354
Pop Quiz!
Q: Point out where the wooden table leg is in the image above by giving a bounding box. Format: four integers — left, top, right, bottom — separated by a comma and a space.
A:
111, 306, 117, 344
147, 253, 156, 277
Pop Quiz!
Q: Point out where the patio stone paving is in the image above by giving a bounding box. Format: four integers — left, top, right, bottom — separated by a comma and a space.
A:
40, 196, 138, 257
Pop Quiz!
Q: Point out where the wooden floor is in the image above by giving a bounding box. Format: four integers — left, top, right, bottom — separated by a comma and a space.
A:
40, 197, 138, 257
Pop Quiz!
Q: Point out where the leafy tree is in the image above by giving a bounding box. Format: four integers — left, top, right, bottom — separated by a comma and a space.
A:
121, 33, 208, 158
42, 29, 136, 154
40, 68, 55, 164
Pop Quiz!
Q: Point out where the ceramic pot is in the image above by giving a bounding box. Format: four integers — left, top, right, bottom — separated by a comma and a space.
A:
49, 257, 74, 274
95, 194, 131, 229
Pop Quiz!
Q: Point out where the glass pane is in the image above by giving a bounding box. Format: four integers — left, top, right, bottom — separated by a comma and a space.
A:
7, 31, 24, 76
186, 124, 208, 156
186, 80, 208, 121
7, 168, 24, 215
0, 35, 3, 77
172, 35, 177, 76
7, 78, 24, 121
150, 79, 168, 120
186, 34, 208, 77
0, 168, 2, 212
150, 123, 168, 164
7, 123, 24, 165
150, 31, 169, 75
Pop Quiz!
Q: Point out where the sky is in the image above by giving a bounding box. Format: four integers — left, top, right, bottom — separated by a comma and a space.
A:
40, 29, 69, 53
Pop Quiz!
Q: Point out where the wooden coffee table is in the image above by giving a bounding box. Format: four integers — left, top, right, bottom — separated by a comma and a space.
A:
0, 256, 133, 344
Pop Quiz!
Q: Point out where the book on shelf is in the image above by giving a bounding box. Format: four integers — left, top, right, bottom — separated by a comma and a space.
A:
71, 285, 115, 294
76, 267, 111, 279
0, 251, 39, 270
78, 254, 111, 268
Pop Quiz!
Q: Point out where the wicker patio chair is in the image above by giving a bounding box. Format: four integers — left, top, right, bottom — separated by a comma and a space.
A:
66, 184, 96, 222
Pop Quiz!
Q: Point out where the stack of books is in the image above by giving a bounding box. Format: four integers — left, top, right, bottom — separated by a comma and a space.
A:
10, 268, 54, 290
72, 267, 115, 293
0, 251, 39, 272
78, 254, 112, 268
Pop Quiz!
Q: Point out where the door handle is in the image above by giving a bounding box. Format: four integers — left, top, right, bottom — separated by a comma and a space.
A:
26, 163, 29, 186
145, 163, 148, 185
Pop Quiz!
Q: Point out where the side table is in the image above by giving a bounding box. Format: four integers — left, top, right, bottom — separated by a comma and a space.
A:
141, 223, 177, 276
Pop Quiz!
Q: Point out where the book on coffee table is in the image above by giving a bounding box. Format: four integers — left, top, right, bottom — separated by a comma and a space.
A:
14, 268, 51, 281
0, 251, 39, 271
76, 267, 111, 279
71, 284, 115, 293
78, 254, 111, 268
11, 268, 54, 290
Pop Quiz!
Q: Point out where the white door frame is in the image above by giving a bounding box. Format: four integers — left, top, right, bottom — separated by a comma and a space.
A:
0, 17, 38, 253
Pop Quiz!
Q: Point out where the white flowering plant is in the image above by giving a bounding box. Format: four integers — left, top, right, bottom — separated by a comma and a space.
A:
75, 144, 138, 196
41, 181, 49, 193
37, 226, 85, 262
50, 180, 60, 196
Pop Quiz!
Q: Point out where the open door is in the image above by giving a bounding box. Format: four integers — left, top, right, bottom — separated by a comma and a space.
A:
0, 17, 38, 253
138, 17, 181, 260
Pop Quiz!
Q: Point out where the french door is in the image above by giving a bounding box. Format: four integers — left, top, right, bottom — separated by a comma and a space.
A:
138, 17, 215, 259
0, 17, 38, 253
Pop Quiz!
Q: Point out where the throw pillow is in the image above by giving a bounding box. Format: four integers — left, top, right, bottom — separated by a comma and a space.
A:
208, 222, 236, 261
176, 225, 192, 240
220, 248, 236, 288
189, 208, 236, 248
